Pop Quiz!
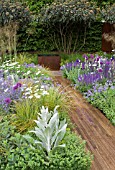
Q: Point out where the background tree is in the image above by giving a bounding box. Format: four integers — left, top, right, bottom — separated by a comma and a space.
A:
0, 0, 31, 58
39, 0, 98, 54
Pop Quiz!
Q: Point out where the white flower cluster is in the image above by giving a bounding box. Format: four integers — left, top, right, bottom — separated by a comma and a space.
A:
22, 83, 49, 100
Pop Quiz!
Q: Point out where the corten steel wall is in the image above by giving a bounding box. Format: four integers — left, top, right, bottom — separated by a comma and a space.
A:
102, 23, 114, 53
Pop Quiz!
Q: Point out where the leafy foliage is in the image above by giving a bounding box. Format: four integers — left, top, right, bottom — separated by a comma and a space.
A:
87, 87, 115, 125
0, 119, 92, 170
26, 106, 67, 154
25, 0, 54, 14
0, 0, 31, 27
101, 3, 115, 23
39, 0, 97, 53
40, 0, 97, 25
89, 0, 115, 8
80, 22, 102, 52
17, 0, 55, 52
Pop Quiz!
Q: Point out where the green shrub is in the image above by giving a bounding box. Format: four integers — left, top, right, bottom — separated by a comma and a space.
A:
16, 52, 38, 65
0, 0, 31, 57
17, 0, 55, 52
0, 119, 92, 170
101, 3, 115, 23
39, 0, 97, 53
88, 88, 115, 125
0, 0, 31, 27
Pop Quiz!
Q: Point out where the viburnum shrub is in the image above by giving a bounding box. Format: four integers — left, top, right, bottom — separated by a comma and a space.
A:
101, 3, 115, 23
0, 0, 31, 58
39, 0, 98, 53
0, 0, 31, 27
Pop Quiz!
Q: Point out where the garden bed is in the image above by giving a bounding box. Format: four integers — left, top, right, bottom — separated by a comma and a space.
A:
0, 60, 92, 170
61, 53, 115, 125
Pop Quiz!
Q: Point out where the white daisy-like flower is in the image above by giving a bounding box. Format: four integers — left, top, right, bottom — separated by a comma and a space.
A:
35, 80, 39, 83
8, 62, 19, 67
36, 71, 41, 75
34, 93, 41, 98
26, 70, 31, 75
24, 92, 31, 95
25, 87, 32, 91
41, 85, 45, 89
28, 95, 33, 99
4, 70, 8, 73
4, 88, 9, 92
42, 91, 49, 96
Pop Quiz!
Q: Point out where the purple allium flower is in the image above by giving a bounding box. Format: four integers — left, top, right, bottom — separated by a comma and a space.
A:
13, 82, 22, 90
96, 56, 100, 61
98, 68, 103, 73
13, 84, 18, 90
90, 54, 94, 59
100, 61, 103, 65
17, 82, 22, 87
4, 98, 11, 104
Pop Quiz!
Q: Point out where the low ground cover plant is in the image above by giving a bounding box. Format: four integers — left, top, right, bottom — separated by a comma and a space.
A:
61, 53, 115, 125
0, 107, 92, 170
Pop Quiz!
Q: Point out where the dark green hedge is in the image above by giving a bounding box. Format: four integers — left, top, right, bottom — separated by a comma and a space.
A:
16, 0, 102, 53
80, 22, 103, 52
17, 22, 102, 52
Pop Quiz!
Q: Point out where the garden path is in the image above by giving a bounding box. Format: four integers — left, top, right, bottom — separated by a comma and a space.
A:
52, 71, 115, 170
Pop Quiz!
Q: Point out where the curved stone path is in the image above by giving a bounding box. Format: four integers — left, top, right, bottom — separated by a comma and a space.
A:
52, 71, 115, 170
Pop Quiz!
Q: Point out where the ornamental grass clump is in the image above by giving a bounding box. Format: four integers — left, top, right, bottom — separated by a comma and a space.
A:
11, 86, 72, 132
